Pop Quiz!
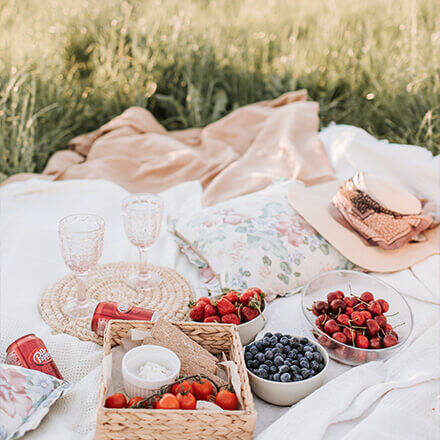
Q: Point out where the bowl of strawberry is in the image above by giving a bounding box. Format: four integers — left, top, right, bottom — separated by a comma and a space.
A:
189, 288, 266, 345
302, 270, 413, 366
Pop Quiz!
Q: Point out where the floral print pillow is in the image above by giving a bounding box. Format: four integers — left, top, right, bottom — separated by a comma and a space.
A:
0, 364, 68, 440
174, 180, 355, 300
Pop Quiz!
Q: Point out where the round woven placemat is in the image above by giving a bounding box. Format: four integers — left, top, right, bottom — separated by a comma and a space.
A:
39, 262, 194, 344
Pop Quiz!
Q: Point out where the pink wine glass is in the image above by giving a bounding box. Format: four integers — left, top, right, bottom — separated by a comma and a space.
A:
59, 214, 105, 319
122, 194, 164, 291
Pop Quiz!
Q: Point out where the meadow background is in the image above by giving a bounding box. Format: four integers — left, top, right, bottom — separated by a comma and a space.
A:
0, 0, 439, 180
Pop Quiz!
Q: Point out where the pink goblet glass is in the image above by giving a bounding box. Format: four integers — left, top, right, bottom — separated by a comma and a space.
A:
58, 214, 105, 319
122, 194, 164, 291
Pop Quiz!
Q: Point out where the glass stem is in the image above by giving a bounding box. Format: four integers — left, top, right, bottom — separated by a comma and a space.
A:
76, 272, 87, 304
138, 247, 148, 277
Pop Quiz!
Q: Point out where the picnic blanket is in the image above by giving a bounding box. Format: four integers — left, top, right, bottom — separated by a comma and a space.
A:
2, 90, 334, 206
1, 121, 439, 438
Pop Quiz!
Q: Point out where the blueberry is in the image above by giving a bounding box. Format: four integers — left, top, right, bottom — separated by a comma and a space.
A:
291, 337, 299, 346
257, 368, 269, 379
265, 350, 274, 360
262, 337, 271, 347
313, 352, 323, 362
249, 346, 258, 356
273, 373, 281, 382
270, 365, 278, 374
293, 373, 303, 382
265, 359, 273, 367
319, 362, 325, 370
280, 336, 290, 346
260, 364, 270, 372
284, 359, 292, 367
291, 359, 299, 366
303, 345, 313, 353
272, 348, 282, 355
280, 372, 292, 382
300, 337, 309, 345
287, 349, 298, 359
245, 352, 253, 361
256, 352, 266, 363
299, 359, 310, 369
245, 344, 250, 352
279, 365, 290, 374
269, 336, 278, 346
275, 343, 284, 351
297, 344, 304, 352
249, 360, 258, 369
274, 356, 284, 367
264, 332, 273, 339
269, 374, 274, 381
255, 340, 264, 351
301, 368, 310, 379
310, 360, 320, 371
305, 351, 314, 361
274, 332, 283, 339
290, 365, 300, 374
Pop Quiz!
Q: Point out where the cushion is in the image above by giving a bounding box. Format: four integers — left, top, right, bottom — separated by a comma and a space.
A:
173, 180, 356, 300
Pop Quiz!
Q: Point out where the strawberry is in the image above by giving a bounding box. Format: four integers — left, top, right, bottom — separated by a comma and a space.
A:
204, 315, 220, 323
221, 313, 240, 325
241, 306, 259, 322
204, 303, 217, 318
239, 288, 262, 305
216, 297, 236, 316
196, 297, 212, 306
224, 291, 239, 304
189, 303, 205, 322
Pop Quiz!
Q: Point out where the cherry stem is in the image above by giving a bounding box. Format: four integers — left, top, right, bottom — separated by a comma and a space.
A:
384, 311, 399, 317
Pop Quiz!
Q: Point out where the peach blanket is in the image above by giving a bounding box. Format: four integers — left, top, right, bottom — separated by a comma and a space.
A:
4, 90, 333, 206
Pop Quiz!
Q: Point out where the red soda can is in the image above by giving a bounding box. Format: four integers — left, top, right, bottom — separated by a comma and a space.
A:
91, 301, 159, 337
6, 334, 64, 380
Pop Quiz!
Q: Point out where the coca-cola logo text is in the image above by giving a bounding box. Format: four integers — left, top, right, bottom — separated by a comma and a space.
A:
116, 304, 133, 314
32, 348, 53, 366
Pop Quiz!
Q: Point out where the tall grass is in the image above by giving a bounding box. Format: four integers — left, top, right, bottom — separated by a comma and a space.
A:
0, 0, 439, 179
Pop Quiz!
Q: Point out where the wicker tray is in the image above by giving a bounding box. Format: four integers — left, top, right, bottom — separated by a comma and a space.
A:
95, 320, 257, 440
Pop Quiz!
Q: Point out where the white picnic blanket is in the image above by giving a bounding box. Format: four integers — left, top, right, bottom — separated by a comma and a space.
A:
0, 124, 439, 439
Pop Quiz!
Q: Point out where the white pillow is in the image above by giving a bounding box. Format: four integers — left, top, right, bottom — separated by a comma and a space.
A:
174, 180, 356, 299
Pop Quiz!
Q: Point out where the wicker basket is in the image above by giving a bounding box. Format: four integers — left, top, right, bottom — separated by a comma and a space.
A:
95, 320, 257, 440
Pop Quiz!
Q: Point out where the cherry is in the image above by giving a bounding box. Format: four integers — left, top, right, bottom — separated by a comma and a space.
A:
324, 319, 340, 334
390, 330, 399, 340
374, 315, 387, 329
383, 334, 398, 347
384, 323, 393, 333
342, 327, 356, 343
346, 306, 354, 316
332, 331, 348, 344
355, 334, 369, 349
315, 315, 327, 327
370, 337, 382, 349
367, 300, 382, 316
344, 297, 358, 308
377, 299, 390, 313
366, 319, 380, 336
356, 303, 367, 311
360, 291, 374, 302
361, 310, 372, 320
330, 299, 346, 313
336, 314, 350, 326
351, 311, 366, 326
315, 300, 329, 313
327, 291, 344, 303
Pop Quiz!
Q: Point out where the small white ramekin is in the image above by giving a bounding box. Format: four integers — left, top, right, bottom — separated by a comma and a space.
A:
122, 345, 181, 398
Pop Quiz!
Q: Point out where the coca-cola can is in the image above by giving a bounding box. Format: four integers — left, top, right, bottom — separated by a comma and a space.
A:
91, 302, 159, 337
6, 334, 64, 380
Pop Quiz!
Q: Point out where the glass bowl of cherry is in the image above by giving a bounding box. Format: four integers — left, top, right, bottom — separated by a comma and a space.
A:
301, 270, 414, 366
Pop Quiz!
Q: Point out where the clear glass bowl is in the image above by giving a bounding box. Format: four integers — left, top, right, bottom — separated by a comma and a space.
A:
301, 270, 414, 366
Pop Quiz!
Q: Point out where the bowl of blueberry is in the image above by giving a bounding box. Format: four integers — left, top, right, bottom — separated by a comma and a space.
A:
244, 332, 328, 406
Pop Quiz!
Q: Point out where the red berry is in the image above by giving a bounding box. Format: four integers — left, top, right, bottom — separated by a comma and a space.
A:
384, 323, 393, 333
361, 310, 372, 320
346, 307, 354, 316
332, 331, 348, 344
343, 327, 356, 344
374, 315, 387, 329
344, 297, 357, 308
204, 315, 220, 323
370, 337, 382, 349
377, 299, 390, 313
351, 311, 366, 326
383, 334, 398, 347
216, 297, 236, 316
241, 306, 259, 322
224, 291, 239, 304
204, 303, 217, 318
366, 319, 380, 336
316, 315, 327, 326
355, 334, 369, 349
330, 299, 346, 313
327, 290, 344, 303
324, 319, 340, 334
313, 300, 329, 315
336, 314, 350, 326
368, 300, 382, 316
240, 288, 262, 305
196, 297, 212, 307
189, 303, 205, 322
221, 313, 240, 325
356, 303, 367, 311
360, 291, 374, 303
317, 334, 333, 348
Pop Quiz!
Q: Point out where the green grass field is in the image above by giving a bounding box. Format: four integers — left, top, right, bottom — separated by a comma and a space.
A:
0, 0, 439, 180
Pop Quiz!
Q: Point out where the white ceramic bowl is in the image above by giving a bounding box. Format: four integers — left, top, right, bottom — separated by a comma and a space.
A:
122, 345, 180, 398
211, 294, 266, 345
247, 337, 329, 406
